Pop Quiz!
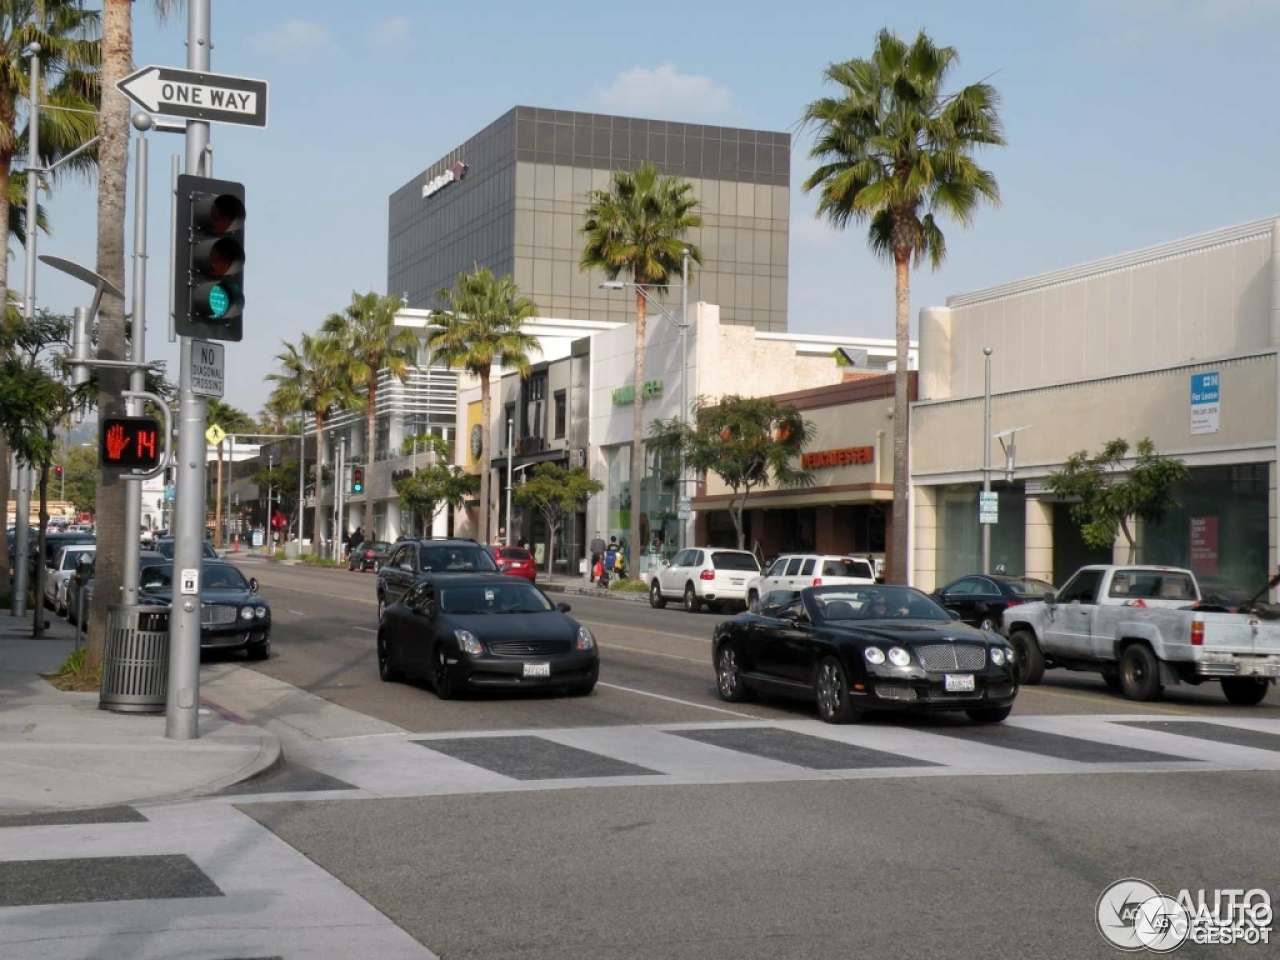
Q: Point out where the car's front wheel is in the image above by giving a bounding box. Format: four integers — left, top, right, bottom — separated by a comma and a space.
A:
1008, 629, 1045, 685
649, 580, 667, 609
246, 635, 271, 661
376, 595, 385, 622
815, 656, 860, 724
376, 632, 402, 682
747, 589, 759, 612
432, 644, 456, 700
683, 583, 701, 613
715, 641, 753, 702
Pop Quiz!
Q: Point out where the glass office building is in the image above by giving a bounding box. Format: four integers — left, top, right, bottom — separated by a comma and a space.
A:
387, 106, 791, 332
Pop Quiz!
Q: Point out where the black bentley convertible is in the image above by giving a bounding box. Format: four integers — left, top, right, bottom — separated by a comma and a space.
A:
712, 585, 1018, 724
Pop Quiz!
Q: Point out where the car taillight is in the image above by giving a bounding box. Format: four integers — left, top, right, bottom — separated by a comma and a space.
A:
1005, 599, 1022, 607
1191, 620, 1204, 646
813, 577, 822, 586
700, 569, 715, 580
364, 551, 373, 558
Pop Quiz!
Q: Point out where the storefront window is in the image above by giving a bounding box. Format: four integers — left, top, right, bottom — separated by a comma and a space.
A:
935, 484, 1026, 584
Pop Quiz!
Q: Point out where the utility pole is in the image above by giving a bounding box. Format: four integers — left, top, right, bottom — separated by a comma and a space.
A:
121, 124, 149, 605
166, 0, 213, 741
981, 347, 993, 575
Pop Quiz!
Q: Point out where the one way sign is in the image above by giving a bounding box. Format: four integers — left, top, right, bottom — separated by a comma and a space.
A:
117, 65, 268, 128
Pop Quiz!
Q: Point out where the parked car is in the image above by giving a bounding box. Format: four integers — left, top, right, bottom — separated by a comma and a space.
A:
136, 560, 271, 659
33, 531, 96, 576
649, 547, 761, 613
44, 544, 97, 617
931, 573, 1057, 631
746, 554, 877, 611
712, 584, 1019, 724
376, 538, 501, 619
69, 551, 167, 624
492, 545, 537, 582
377, 574, 597, 698
152, 538, 220, 560
348, 540, 392, 573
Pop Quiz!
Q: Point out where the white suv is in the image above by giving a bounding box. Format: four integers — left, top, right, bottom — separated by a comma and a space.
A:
649, 547, 761, 613
745, 554, 877, 610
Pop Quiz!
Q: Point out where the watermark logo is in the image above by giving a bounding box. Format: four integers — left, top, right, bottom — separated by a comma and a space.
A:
1097, 878, 1272, 952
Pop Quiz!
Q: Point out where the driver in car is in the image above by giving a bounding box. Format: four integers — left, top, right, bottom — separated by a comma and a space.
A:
869, 593, 910, 618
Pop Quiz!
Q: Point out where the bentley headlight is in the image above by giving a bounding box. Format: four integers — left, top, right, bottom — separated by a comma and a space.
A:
454, 629, 484, 655
254, 606, 268, 619
990, 647, 1007, 666
576, 626, 596, 650
239, 606, 255, 621
887, 646, 912, 667
863, 647, 886, 665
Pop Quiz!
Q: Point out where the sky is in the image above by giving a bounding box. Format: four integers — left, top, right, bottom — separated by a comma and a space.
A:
27, 0, 1280, 417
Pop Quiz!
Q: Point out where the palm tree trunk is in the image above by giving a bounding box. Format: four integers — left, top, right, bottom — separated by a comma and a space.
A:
86, 0, 134, 673
479, 368, 492, 544
890, 253, 911, 585
367, 375, 377, 465
0, 128, 16, 597
312, 413, 325, 557
630, 289, 647, 571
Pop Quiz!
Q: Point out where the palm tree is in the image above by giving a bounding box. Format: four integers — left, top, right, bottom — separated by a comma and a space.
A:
0, 0, 98, 611
267, 330, 358, 555
87, 0, 179, 668
428, 268, 540, 545
580, 161, 702, 563
801, 28, 1004, 585
321, 291, 420, 464
206, 398, 256, 548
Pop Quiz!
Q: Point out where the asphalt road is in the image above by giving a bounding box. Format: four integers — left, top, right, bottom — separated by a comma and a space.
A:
239, 558, 1280, 730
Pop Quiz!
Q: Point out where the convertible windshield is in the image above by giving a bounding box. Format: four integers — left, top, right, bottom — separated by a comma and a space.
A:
806, 585, 950, 622
438, 582, 553, 615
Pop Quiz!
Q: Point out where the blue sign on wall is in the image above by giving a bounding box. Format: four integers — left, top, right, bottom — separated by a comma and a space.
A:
1190, 372, 1220, 435
1190, 372, 1220, 405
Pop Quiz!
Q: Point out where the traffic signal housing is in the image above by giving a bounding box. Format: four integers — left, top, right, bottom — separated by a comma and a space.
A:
351, 467, 364, 494
174, 174, 245, 342
101, 417, 163, 471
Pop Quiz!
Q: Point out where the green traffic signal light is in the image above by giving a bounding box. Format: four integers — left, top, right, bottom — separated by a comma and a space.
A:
352, 468, 364, 493
174, 174, 245, 341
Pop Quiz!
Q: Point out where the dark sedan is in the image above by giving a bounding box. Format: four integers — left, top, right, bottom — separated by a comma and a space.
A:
712, 584, 1018, 724
348, 540, 392, 572
137, 561, 271, 660
377, 575, 598, 698
932, 573, 1056, 631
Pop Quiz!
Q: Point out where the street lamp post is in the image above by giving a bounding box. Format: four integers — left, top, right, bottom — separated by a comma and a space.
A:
599, 252, 692, 555
506, 418, 514, 547
981, 347, 993, 575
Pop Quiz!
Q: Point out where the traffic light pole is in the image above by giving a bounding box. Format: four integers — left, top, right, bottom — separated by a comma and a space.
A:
121, 127, 150, 607
166, 0, 212, 741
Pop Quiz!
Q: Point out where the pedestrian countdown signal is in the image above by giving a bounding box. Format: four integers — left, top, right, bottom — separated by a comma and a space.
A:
101, 417, 163, 471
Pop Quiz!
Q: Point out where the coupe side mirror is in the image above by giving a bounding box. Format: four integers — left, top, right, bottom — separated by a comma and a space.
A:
400, 562, 414, 572
948, 609, 961, 620
556, 602, 572, 613
249, 577, 259, 595
1043, 592, 1057, 606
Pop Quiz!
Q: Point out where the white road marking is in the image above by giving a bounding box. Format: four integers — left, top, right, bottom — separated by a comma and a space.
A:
597, 681, 759, 719
287, 609, 306, 616
354, 626, 377, 634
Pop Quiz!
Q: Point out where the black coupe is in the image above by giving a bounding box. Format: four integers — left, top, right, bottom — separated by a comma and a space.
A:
137, 561, 271, 660
932, 573, 1056, 631
712, 584, 1018, 723
377, 575, 598, 698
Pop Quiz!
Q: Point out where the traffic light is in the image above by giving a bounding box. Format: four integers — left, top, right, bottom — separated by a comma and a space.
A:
351, 467, 364, 494
55, 465, 62, 478
101, 417, 163, 471
173, 173, 245, 342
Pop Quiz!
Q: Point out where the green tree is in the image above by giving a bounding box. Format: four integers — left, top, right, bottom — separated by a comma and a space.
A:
394, 457, 479, 539
0, 1, 100, 598
801, 28, 1005, 583
428, 267, 540, 544
649, 395, 815, 550
580, 161, 703, 562
1046, 438, 1190, 563
267, 330, 359, 553
57, 438, 95, 513
322, 291, 420, 462
206, 398, 256, 547
513, 462, 604, 577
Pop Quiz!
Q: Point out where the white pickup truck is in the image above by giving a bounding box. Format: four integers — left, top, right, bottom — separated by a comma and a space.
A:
1002, 564, 1280, 705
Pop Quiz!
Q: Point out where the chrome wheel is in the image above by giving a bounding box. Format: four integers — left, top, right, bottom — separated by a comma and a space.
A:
814, 656, 857, 723
716, 643, 752, 702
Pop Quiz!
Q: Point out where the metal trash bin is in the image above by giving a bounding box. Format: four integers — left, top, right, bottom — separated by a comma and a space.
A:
99, 604, 171, 714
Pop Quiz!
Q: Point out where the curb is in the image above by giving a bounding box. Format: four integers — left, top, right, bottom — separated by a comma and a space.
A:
539, 581, 651, 604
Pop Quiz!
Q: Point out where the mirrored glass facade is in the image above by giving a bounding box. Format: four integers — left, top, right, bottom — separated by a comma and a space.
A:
388, 107, 790, 332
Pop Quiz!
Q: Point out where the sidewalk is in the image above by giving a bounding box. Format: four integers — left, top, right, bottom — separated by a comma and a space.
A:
0, 609, 281, 815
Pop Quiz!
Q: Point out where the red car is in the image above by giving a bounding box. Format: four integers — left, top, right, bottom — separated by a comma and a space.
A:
493, 546, 537, 581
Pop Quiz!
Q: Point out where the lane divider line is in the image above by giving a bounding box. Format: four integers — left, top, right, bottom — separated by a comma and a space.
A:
597, 681, 759, 719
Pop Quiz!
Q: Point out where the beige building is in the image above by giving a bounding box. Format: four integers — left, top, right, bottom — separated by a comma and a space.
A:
911, 216, 1279, 592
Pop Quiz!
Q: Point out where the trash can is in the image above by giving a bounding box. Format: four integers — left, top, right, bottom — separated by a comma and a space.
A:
99, 604, 171, 714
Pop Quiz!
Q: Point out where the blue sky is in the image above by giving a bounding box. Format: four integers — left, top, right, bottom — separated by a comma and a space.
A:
30, 0, 1280, 416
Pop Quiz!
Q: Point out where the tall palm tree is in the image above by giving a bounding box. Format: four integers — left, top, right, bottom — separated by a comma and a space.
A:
801, 28, 1004, 585
0, 0, 98, 609
580, 161, 702, 563
321, 291, 420, 464
267, 330, 358, 555
428, 268, 540, 545
206, 398, 256, 548
88, 0, 179, 668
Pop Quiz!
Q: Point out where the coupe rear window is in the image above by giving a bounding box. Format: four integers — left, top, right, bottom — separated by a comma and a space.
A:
438, 581, 552, 614
420, 546, 499, 572
821, 559, 874, 578
496, 548, 532, 561
711, 552, 760, 571
1006, 577, 1056, 597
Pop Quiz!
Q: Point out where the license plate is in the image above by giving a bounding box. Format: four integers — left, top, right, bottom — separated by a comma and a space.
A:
730, 578, 744, 586
945, 674, 975, 692
523, 662, 551, 678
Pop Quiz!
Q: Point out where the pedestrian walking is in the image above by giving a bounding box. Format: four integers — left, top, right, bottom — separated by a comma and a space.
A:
589, 531, 606, 582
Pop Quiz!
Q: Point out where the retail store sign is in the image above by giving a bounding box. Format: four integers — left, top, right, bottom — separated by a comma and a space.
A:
422, 161, 468, 199
612, 380, 663, 405
1190, 372, 1219, 435
802, 445, 875, 468
979, 491, 999, 525
1189, 516, 1219, 576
